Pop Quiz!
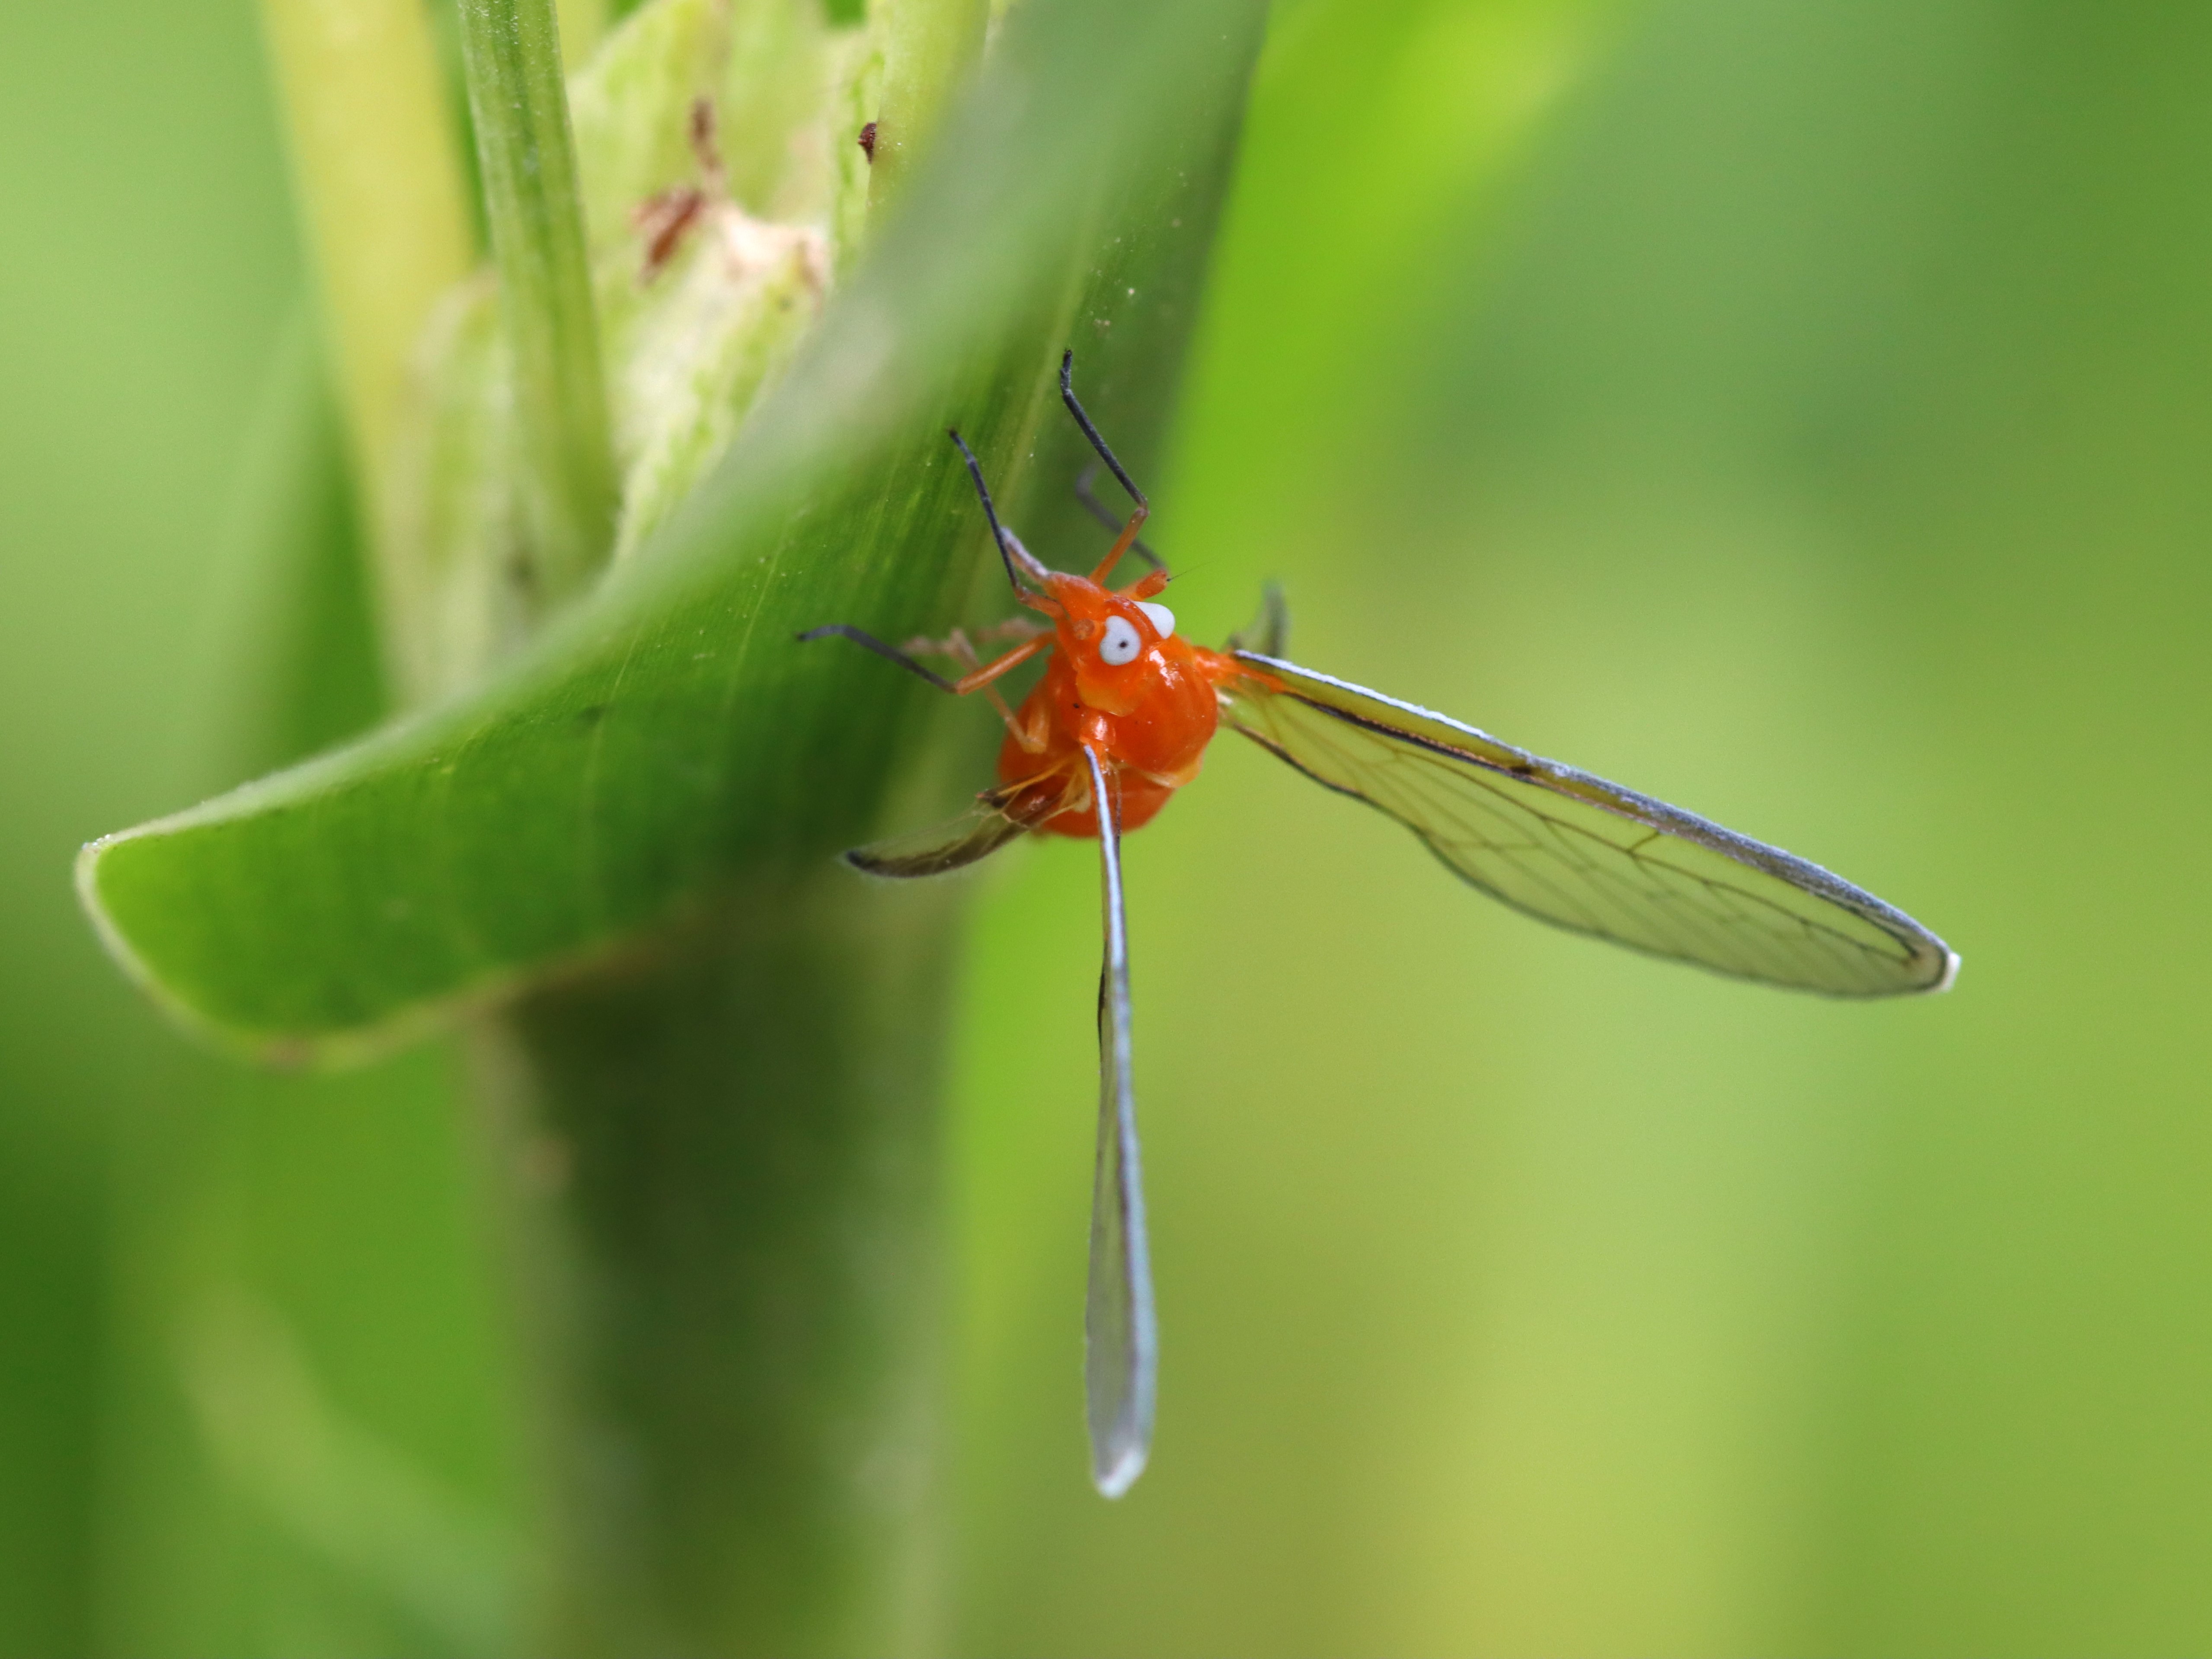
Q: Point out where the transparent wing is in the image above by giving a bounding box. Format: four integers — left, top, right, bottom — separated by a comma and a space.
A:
1221, 654, 1957, 997
1080, 743, 1157, 1497
1225, 580, 1291, 658
845, 769, 1080, 879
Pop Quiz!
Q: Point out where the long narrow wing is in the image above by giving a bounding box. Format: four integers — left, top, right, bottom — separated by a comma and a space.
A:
1221, 654, 1957, 997
845, 768, 1080, 879
1080, 743, 1157, 1497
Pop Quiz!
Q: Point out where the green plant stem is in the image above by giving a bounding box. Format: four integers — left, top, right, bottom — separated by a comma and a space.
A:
475, 872, 959, 1656
256, 0, 475, 516
456, 0, 620, 612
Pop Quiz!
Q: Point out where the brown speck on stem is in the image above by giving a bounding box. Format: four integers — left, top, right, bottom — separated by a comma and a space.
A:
634, 97, 730, 283
858, 121, 879, 162
635, 187, 706, 281
687, 96, 727, 192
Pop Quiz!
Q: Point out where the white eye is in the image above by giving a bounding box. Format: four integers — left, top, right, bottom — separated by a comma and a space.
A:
1136, 601, 1176, 639
1098, 614, 1143, 666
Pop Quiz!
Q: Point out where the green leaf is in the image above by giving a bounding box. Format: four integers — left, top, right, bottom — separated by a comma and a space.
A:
79, 0, 1269, 1062
456, 0, 622, 611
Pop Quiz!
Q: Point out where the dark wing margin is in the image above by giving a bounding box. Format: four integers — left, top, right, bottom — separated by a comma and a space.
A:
845, 769, 1079, 878
1221, 653, 1957, 997
1080, 743, 1157, 1497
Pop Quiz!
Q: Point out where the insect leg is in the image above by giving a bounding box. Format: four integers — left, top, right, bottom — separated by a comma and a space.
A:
1058, 351, 1155, 583
798, 624, 1046, 701
948, 429, 1055, 601
795, 624, 957, 691
1006, 691, 1054, 756
898, 615, 1050, 658
1075, 464, 1165, 573
926, 627, 1024, 729
950, 636, 1047, 695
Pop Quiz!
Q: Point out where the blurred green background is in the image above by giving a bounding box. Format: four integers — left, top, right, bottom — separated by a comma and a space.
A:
6, 0, 2211, 1652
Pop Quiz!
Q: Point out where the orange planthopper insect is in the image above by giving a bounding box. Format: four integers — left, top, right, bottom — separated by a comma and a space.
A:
801, 350, 1957, 1499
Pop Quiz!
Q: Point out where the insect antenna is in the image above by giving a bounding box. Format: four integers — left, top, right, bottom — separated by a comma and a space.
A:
1059, 351, 1147, 511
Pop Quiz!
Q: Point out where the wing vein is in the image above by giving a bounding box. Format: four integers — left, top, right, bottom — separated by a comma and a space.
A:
1220, 655, 1953, 997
